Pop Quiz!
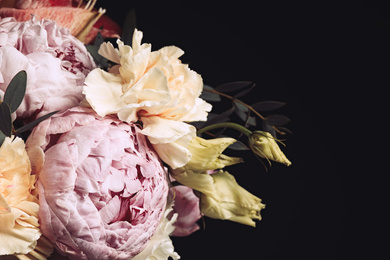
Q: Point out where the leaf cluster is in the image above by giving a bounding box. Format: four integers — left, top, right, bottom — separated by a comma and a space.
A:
0, 71, 58, 146
196, 81, 292, 150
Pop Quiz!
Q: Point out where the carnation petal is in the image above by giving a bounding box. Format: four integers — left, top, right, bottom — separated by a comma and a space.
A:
0, 213, 41, 255
153, 141, 192, 170
140, 116, 195, 144
83, 68, 126, 117
98, 41, 120, 64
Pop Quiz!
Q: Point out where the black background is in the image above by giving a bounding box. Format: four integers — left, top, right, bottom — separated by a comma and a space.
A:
98, 1, 388, 259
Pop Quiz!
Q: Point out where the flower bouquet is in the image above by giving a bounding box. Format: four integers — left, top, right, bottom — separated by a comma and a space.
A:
0, 1, 291, 259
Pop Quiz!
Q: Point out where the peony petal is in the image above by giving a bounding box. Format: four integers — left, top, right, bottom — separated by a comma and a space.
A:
99, 196, 121, 225
170, 186, 202, 237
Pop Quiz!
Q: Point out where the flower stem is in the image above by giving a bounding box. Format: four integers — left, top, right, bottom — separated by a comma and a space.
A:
197, 122, 252, 137
203, 88, 265, 120
203, 88, 286, 135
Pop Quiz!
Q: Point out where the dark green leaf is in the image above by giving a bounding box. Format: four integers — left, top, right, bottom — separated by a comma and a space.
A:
262, 122, 276, 137
233, 101, 256, 126
0, 130, 6, 147
15, 110, 59, 134
122, 9, 137, 46
264, 114, 291, 126
3, 70, 27, 113
202, 108, 234, 128
86, 45, 110, 69
0, 102, 12, 137
228, 139, 250, 151
93, 31, 104, 46
201, 85, 221, 102
251, 101, 286, 112
234, 82, 256, 99
215, 81, 253, 93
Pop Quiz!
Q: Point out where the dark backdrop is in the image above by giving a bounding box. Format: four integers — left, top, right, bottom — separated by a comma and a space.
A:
98, 1, 388, 259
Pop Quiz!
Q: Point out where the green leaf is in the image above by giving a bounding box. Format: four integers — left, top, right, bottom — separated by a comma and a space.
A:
122, 9, 137, 46
15, 110, 59, 134
251, 101, 286, 112
3, 70, 27, 113
264, 114, 291, 126
201, 85, 221, 102
86, 44, 110, 69
233, 101, 256, 127
234, 82, 256, 99
0, 102, 12, 137
228, 139, 250, 151
202, 107, 235, 127
0, 130, 6, 147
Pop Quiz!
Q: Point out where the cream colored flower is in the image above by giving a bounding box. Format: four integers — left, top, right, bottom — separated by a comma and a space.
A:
199, 170, 265, 227
249, 131, 291, 166
171, 136, 243, 191
83, 29, 212, 169
0, 136, 41, 256
186, 136, 243, 171
132, 202, 180, 260
170, 137, 263, 226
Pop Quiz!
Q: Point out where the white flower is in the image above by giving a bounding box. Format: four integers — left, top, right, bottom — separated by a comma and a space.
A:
133, 202, 180, 260
83, 29, 212, 169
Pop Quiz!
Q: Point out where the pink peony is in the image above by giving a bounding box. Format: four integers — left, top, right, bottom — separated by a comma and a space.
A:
170, 185, 202, 237
0, 0, 121, 44
26, 106, 169, 259
0, 17, 95, 119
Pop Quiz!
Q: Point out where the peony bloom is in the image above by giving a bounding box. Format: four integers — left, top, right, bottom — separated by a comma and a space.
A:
0, 0, 117, 43
170, 185, 202, 237
26, 106, 169, 259
198, 170, 265, 227
249, 131, 291, 166
0, 136, 40, 256
0, 17, 95, 119
83, 29, 212, 169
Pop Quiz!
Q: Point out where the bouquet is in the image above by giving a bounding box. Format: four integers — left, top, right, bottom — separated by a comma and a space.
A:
0, 1, 291, 259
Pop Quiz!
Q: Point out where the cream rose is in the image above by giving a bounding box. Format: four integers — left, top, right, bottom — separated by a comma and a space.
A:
83, 29, 212, 169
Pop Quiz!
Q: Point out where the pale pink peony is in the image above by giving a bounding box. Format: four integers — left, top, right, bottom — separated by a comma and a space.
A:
26, 106, 169, 259
0, 17, 95, 119
170, 185, 202, 237
0, 0, 121, 44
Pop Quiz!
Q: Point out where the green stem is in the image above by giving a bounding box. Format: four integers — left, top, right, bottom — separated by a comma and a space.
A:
197, 122, 252, 137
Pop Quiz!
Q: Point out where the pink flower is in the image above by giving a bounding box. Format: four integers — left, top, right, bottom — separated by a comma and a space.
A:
170, 185, 202, 237
26, 107, 169, 259
0, 0, 121, 44
0, 17, 95, 119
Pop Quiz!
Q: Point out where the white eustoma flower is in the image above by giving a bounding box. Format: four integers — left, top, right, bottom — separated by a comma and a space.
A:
83, 29, 212, 169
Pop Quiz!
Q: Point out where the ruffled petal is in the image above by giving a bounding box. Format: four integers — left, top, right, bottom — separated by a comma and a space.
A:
83, 68, 126, 117
98, 41, 120, 64
140, 116, 195, 144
